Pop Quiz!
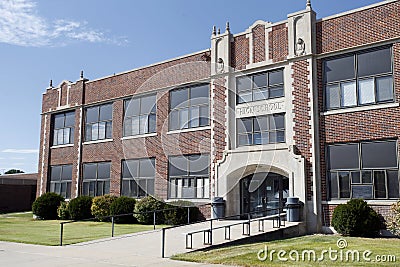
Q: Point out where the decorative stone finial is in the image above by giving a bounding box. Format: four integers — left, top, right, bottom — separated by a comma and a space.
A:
217, 28, 221, 34
49, 79, 53, 88
225, 21, 230, 32
212, 25, 216, 35
80, 70, 84, 79
306, 0, 311, 8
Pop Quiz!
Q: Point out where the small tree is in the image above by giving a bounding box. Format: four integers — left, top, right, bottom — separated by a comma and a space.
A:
32, 192, 64, 220
332, 199, 381, 237
387, 201, 400, 236
5, 169, 24, 174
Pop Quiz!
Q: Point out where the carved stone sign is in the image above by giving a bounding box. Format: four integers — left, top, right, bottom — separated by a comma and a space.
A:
236, 100, 285, 118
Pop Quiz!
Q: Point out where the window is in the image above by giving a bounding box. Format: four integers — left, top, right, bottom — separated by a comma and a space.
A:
121, 158, 155, 198
169, 84, 209, 131
85, 104, 113, 141
123, 95, 156, 136
53, 111, 74, 146
237, 69, 284, 104
327, 140, 399, 199
82, 162, 111, 197
49, 165, 72, 199
168, 154, 209, 199
324, 46, 393, 110
237, 113, 285, 146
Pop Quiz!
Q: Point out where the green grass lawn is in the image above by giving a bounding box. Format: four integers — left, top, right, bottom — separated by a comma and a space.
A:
0, 212, 164, 246
172, 235, 400, 266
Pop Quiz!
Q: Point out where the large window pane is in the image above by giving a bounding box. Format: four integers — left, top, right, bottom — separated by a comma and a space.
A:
54, 114, 65, 129
179, 108, 189, 129
237, 118, 253, 134
100, 104, 112, 121
253, 89, 268, 101
358, 79, 375, 105
97, 163, 110, 179
139, 159, 155, 177
237, 77, 251, 91
169, 156, 188, 176
189, 155, 209, 176
361, 141, 397, 168
376, 76, 393, 102
271, 114, 285, 129
61, 165, 72, 180
51, 166, 61, 181
328, 144, 359, 170
170, 88, 189, 109
253, 73, 267, 88
125, 99, 140, 117
341, 81, 356, 107
358, 47, 392, 77
169, 110, 179, 131
83, 164, 97, 180
269, 70, 284, 85
326, 84, 340, 109
140, 95, 156, 114
86, 107, 99, 123
190, 85, 209, 105
324, 55, 355, 83
238, 92, 252, 103
65, 112, 75, 127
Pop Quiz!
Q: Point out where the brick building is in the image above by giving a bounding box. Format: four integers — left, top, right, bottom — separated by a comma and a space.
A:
37, 0, 400, 233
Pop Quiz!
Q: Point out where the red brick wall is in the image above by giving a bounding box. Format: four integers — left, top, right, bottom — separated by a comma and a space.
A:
231, 34, 249, 70
269, 23, 288, 62
292, 59, 313, 201
253, 24, 266, 63
316, 1, 400, 54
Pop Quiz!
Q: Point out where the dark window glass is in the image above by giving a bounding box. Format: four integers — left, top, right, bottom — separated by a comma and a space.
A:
189, 155, 209, 176
324, 55, 355, 83
329, 172, 339, 199
362, 171, 373, 184
82, 162, 111, 197
54, 114, 65, 129
100, 104, 112, 121
125, 98, 140, 116
51, 166, 61, 181
376, 76, 393, 102
361, 141, 397, 168
97, 163, 110, 179
85, 104, 113, 141
387, 170, 399, 198
190, 85, 209, 105
121, 158, 155, 198
53, 111, 75, 146
49, 165, 72, 198
124, 95, 156, 136
269, 70, 284, 85
86, 107, 99, 123
139, 159, 155, 177
339, 172, 350, 198
357, 47, 392, 77
61, 165, 72, 180
237, 118, 253, 133
253, 73, 267, 88
169, 156, 187, 176
328, 144, 359, 170
374, 171, 387, 198
237, 77, 251, 91
351, 171, 361, 184
170, 88, 189, 109
83, 164, 97, 180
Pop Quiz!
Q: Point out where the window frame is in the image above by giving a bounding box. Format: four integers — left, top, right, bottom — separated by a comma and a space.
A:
327, 140, 399, 200
123, 94, 157, 137
169, 84, 210, 131
82, 162, 111, 197
85, 103, 113, 142
52, 111, 75, 146
236, 113, 285, 147
168, 154, 210, 199
236, 69, 284, 104
49, 164, 73, 199
121, 158, 156, 198
323, 46, 394, 110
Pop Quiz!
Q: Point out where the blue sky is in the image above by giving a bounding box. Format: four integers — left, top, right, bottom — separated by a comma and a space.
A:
0, 0, 384, 174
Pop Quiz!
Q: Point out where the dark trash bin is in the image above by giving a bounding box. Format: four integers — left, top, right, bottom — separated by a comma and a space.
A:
286, 197, 301, 222
211, 197, 225, 219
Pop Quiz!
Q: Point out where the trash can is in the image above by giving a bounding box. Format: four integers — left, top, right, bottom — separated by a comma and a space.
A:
286, 197, 300, 222
211, 197, 225, 219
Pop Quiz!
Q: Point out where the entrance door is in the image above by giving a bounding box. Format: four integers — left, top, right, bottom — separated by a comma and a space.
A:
241, 173, 288, 218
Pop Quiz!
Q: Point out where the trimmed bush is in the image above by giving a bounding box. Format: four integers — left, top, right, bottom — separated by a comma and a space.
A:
91, 195, 118, 221
332, 199, 381, 237
110, 196, 136, 224
68, 196, 93, 220
32, 192, 64, 220
57, 201, 70, 220
164, 200, 199, 225
134, 196, 166, 224
387, 201, 400, 236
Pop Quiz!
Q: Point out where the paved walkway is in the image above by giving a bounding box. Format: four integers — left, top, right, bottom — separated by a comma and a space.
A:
0, 217, 299, 266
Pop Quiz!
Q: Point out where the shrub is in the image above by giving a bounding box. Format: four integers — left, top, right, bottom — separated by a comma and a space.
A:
164, 200, 199, 225
68, 196, 93, 220
110, 196, 136, 224
387, 201, 400, 236
91, 195, 118, 221
32, 192, 64, 220
332, 199, 381, 237
57, 201, 70, 220
134, 196, 166, 224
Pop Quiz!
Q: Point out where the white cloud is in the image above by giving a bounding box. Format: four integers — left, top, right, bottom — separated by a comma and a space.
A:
0, 0, 127, 47
2, 149, 39, 154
